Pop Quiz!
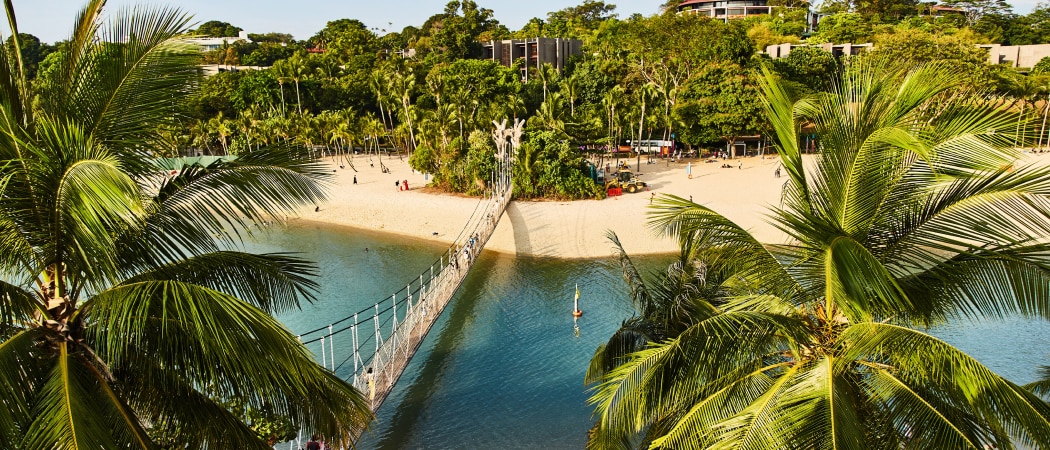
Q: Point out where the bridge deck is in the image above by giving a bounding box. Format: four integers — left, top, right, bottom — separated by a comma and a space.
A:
352, 189, 511, 416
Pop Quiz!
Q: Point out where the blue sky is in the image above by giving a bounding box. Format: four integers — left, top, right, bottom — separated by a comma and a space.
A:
11, 0, 663, 44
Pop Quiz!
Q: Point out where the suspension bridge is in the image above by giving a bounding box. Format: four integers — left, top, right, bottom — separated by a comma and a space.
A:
289, 120, 522, 444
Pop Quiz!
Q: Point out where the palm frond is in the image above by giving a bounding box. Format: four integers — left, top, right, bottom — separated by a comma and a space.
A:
0, 328, 45, 448
122, 251, 319, 314
82, 280, 371, 446
842, 323, 1050, 447
21, 341, 118, 449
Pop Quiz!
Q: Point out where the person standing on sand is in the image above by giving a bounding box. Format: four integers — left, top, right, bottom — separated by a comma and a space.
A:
353, 175, 357, 184
395, 180, 400, 191
403, 179, 409, 190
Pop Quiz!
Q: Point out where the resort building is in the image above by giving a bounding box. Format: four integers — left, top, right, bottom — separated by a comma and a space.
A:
767, 41, 1050, 69
676, 0, 779, 21
765, 42, 873, 59
481, 38, 583, 81
183, 30, 251, 52
980, 44, 1050, 68
199, 64, 269, 77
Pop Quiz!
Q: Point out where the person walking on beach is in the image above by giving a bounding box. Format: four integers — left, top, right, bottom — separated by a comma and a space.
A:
353, 175, 358, 184
395, 180, 400, 191
686, 162, 692, 179
403, 179, 409, 190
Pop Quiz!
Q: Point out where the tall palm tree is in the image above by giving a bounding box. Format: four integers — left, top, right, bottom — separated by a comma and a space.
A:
1006, 72, 1046, 148
391, 69, 418, 152
207, 111, 232, 155
285, 53, 310, 116
633, 82, 657, 170
0, 2, 371, 448
588, 61, 1050, 449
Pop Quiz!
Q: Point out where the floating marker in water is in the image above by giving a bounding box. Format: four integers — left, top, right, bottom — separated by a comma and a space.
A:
572, 283, 583, 317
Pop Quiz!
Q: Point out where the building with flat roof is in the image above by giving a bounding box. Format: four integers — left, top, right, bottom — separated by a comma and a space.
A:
676, 0, 778, 21
481, 38, 583, 81
184, 30, 251, 52
767, 41, 1050, 69
979, 44, 1050, 68
765, 42, 873, 59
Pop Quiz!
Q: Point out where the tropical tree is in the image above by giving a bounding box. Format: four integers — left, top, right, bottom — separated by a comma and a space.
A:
588, 60, 1050, 449
0, 2, 371, 448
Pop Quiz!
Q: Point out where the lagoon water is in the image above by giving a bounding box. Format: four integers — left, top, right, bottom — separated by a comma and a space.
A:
253, 222, 1050, 449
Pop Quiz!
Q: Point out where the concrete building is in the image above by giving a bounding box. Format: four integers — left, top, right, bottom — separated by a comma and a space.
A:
767, 41, 1050, 69
481, 38, 583, 81
980, 44, 1050, 68
184, 30, 251, 52
765, 42, 873, 59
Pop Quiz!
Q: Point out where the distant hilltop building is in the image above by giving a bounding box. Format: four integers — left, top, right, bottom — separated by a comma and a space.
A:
766, 41, 1050, 69
979, 44, 1050, 68
676, 0, 780, 21
481, 38, 583, 81
184, 30, 251, 52
765, 42, 873, 59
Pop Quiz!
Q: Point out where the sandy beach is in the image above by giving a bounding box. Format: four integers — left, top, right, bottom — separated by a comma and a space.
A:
294, 152, 793, 259
293, 152, 1050, 259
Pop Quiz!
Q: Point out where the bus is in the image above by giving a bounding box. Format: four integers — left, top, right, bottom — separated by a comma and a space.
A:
624, 139, 674, 155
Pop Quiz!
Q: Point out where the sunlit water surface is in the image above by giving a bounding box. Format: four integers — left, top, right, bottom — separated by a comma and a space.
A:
249, 222, 1049, 449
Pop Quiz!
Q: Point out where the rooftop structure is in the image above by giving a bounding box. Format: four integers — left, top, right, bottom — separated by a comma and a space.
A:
767, 41, 1050, 69
677, 0, 779, 21
199, 64, 269, 77
979, 43, 1050, 68
183, 30, 251, 52
765, 42, 873, 59
481, 38, 583, 81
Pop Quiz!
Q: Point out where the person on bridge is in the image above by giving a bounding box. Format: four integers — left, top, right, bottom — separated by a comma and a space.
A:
365, 368, 375, 407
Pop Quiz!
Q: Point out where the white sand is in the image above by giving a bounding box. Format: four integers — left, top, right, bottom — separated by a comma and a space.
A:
294, 152, 1050, 259
294, 152, 790, 259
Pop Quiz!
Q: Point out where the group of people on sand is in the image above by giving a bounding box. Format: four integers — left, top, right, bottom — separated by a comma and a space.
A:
395, 179, 410, 191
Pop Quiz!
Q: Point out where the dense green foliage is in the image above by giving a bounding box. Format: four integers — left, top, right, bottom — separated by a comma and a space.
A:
0, 1, 371, 448
19, 0, 1050, 203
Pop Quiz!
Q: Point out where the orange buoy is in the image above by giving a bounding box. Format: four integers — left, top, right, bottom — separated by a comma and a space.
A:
572, 309, 583, 317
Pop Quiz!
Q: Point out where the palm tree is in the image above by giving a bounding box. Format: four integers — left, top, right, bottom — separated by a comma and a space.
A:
536, 63, 560, 104
0, 2, 371, 448
271, 61, 291, 115
207, 111, 233, 155
588, 61, 1050, 449
286, 52, 311, 115
1006, 72, 1046, 148
633, 82, 657, 170
565, 74, 579, 118
391, 69, 418, 152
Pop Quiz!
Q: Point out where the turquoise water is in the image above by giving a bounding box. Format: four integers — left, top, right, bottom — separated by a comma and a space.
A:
253, 222, 1050, 449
